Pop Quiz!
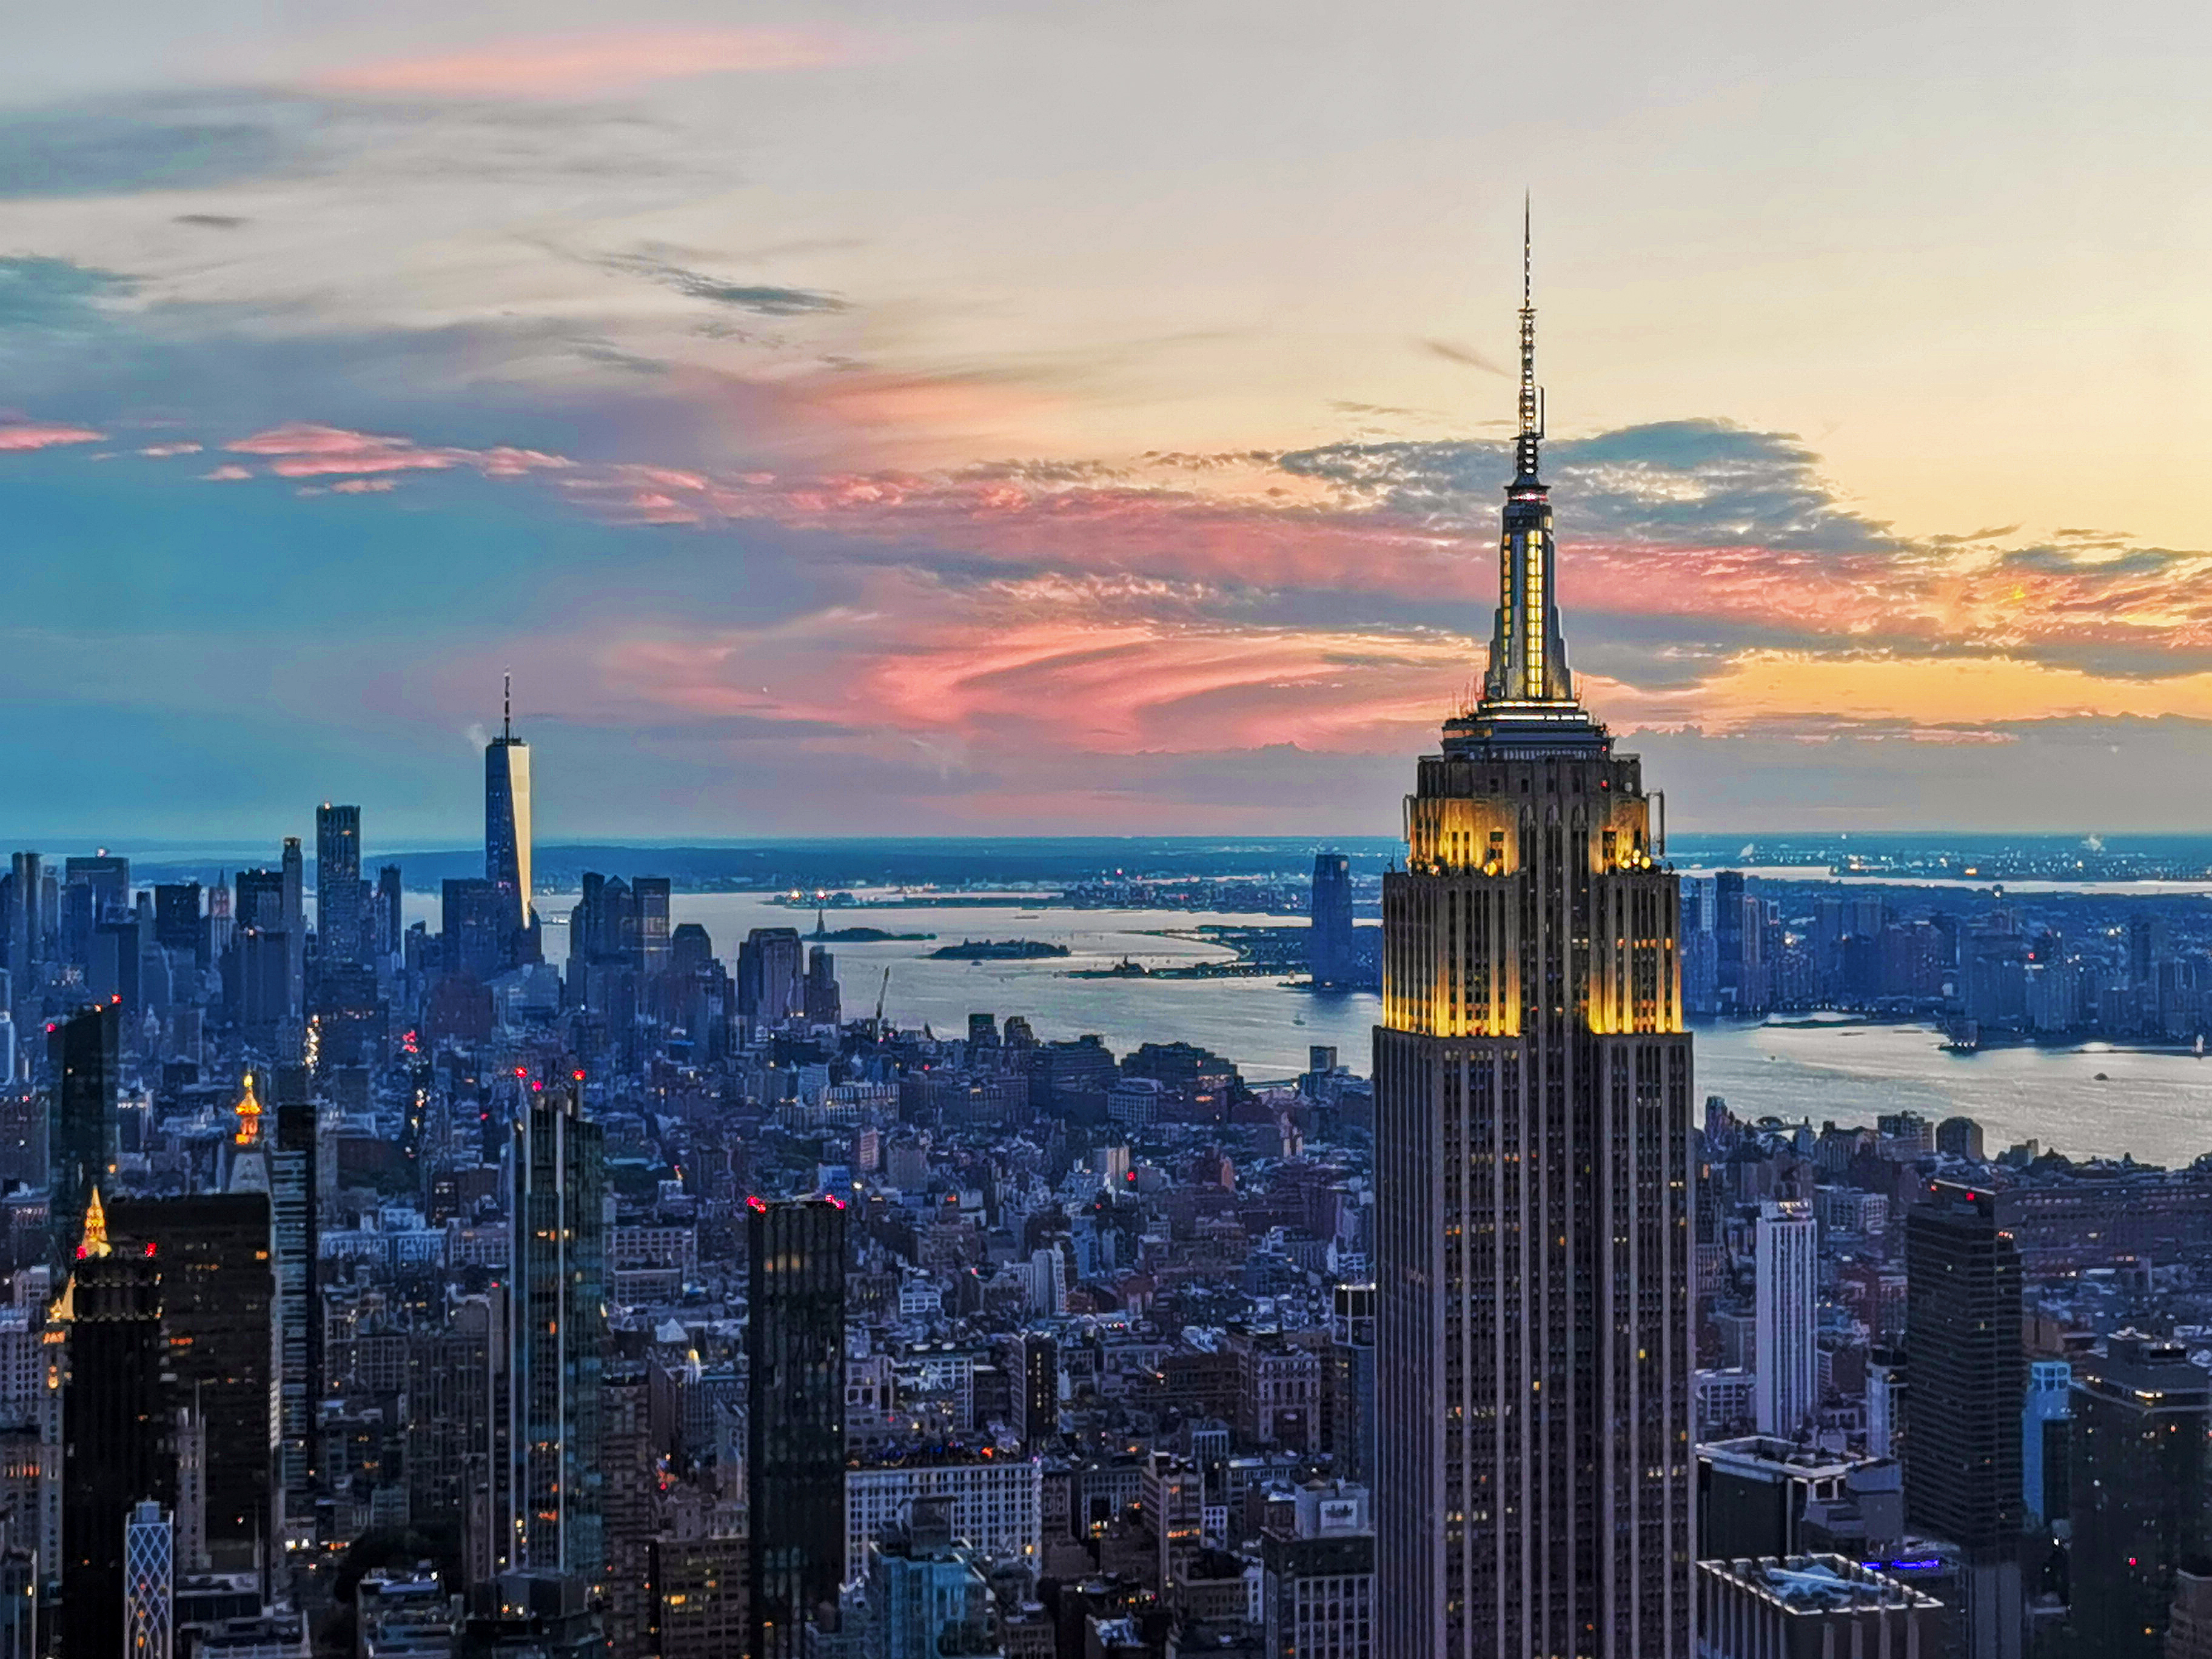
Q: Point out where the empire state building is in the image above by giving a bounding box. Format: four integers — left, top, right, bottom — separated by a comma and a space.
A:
1375, 223, 1694, 1658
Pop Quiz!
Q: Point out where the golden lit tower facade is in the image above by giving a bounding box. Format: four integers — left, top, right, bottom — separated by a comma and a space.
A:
1375, 217, 1694, 1658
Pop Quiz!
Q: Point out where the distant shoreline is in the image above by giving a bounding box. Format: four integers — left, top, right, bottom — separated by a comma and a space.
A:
1715, 1013, 2208, 1060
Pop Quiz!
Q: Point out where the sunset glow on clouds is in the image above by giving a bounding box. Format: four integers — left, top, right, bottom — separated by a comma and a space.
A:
4, 0, 2212, 837
313, 27, 854, 99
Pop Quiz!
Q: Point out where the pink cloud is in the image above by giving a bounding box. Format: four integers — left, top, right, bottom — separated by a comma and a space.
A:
226, 423, 575, 484
199, 464, 253, 481
315, 26, 852, 99
0, 423, 106, 452
196, 411, 2212, 741
588, 561, 1470, 764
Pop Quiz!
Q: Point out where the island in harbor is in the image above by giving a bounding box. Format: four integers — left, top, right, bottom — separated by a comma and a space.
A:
812, 926, 936, 942
928, 939, 1071, 960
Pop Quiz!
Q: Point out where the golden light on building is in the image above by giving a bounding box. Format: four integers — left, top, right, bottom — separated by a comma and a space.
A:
1374, 207, 1695, 1658
233, 1071, 263, 1147
76, 1187, 112, 1261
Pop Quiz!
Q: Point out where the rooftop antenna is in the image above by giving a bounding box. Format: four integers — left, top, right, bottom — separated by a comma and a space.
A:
503, 669, 512, 742
1515, 192, 1543, 481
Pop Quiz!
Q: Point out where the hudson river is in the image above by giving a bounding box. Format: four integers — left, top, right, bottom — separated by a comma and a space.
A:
417, 892, 2212, 1167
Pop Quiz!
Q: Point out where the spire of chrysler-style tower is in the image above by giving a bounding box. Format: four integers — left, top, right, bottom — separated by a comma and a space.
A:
1473, 201, 1583, 723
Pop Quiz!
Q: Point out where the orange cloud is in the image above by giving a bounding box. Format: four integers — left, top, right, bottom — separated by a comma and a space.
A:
316, 27, 853, 99
1696, 651, 2212, 729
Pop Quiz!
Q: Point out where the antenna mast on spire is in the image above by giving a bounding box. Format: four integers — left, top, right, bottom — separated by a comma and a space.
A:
503, 670, 512, 742
1515, 193, 1543, 482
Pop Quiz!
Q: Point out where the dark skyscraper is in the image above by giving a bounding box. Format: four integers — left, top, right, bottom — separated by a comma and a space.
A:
1310, 852, 1355, 987
3, 851, 43, 980
47, 1002, 118, 1269
233, 867, 285, 933
1715, 868, 1746, 1010
375, 865, 403, 962
2068, 1333, 2212, 1656
443, 879, 506, 983
107, 1193, 275, 1567
62, 854, 129, 927
232, 866, 294, 1043
281, 836, 305, 1017
59, 1191, 172, 1659
152, 882, 204, 968
1905, 1180, 2023, 1657
485, 674, 534, 956
1374, 217, 1694, 1657
509, 1087, 607, 1590
803, 945, 841, 1027
737, 927, 803, 1027
633, 877, 671, 975
230, 927, 293, 1043
316, 802, 366, 967
273, 1096, 320, 1527
748, 1196, 846, 1659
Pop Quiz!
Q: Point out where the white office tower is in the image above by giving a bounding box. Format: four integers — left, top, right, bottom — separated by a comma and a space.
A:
1754, 1199, 1818, 1438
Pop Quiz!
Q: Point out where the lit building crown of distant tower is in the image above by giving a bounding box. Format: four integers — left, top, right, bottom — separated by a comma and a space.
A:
1374, 207, 1694, 1658
232, 1071, 261, 1147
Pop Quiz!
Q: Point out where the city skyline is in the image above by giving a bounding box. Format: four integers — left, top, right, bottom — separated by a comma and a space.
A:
8, 2, 2212, 838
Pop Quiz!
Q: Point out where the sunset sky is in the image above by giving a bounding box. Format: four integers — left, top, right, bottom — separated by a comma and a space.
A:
6, 0, 2211, 841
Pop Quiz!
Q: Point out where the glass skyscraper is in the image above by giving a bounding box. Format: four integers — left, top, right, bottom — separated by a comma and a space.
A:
509, 1085, 606, 1591
315, 802, 364, 967
1374, 218, 1694, 1657
748, 1195, 848, 1659
485, 675, 533, 954
1310, 852, 1356, 987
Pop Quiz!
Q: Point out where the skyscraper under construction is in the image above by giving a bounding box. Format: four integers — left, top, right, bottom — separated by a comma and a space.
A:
1375, 215, 1694, 1657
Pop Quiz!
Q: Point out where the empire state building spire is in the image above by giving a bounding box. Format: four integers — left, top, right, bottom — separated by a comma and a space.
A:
1515, 193, 1542, 484
1472, 200, 1584, 726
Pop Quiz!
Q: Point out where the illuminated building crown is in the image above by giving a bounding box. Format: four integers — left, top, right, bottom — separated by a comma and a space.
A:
76, 1188, 111, 1260
233, 1070, 263, 1147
